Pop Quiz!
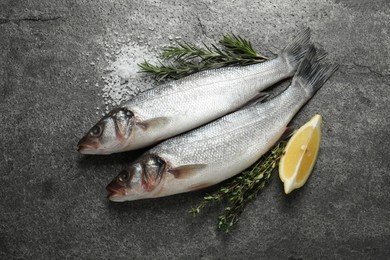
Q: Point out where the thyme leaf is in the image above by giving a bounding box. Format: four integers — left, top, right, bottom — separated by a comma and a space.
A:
190, 140, 288, 233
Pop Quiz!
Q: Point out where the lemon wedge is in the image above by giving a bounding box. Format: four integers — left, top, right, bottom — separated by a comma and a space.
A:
279, 114, 322, 194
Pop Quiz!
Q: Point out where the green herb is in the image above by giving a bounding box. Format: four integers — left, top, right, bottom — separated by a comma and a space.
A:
190, 141, 288, 233
138, 34, 268, 80
140, 33, 281, 233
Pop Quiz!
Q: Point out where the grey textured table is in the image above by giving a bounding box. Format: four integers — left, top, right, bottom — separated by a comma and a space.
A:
1, 0, 389, 259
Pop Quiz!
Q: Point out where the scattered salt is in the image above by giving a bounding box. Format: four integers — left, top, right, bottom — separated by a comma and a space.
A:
98, 41, 158, 111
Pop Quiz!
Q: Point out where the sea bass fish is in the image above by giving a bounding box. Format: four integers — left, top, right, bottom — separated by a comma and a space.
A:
106, 47, 337, 201
78, 29, 312, 154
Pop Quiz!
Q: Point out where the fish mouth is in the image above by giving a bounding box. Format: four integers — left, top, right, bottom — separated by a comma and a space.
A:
106, 181, 126, 201
107, 193, 127, 202
77, 141, 100, 154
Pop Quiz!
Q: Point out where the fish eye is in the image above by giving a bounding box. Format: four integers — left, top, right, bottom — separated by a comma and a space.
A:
155, 157, 165, 168
90, 125, 102, 137
118, 171, 130, 182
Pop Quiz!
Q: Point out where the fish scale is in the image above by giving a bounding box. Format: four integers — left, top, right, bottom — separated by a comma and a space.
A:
152, 85, 302, 172
154, 96, 287, 160
128, 57, 293, 119
123, 55, 303, 150
105, 46, 337, 201
146, 50, 336, 198
78, 29, 312, 154
130, 59, 288, 105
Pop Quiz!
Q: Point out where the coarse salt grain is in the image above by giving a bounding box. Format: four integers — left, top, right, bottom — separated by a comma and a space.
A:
99, 42, 158, 111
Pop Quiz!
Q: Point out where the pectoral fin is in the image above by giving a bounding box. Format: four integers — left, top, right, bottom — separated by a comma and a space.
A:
240, 92, 270, 108
281, 126, 295, 140
168, 164, 207, 179
137, 117, 169, 130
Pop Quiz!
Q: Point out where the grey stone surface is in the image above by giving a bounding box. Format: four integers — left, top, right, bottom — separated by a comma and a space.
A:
1, 0, 389, 259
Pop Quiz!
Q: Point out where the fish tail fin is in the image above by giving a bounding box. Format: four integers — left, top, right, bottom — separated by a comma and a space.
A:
280, 28, 312, 75
293, 45, 338, 96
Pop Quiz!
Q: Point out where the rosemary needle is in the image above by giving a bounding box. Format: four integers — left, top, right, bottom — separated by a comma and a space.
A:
138, 34, 268, 80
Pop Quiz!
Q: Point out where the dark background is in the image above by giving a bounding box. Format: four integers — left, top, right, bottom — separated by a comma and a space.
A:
1, 0, 389, 259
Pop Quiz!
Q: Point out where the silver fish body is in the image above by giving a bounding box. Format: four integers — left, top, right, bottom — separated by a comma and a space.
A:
106, 47, 337, 201
78, 29, 312, 154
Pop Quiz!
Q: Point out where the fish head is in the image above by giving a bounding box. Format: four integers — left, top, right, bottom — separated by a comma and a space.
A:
77, 108, 135, 154
106, 154, 166, 202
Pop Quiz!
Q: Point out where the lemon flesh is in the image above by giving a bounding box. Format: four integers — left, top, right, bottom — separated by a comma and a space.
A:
279, 114, 322, 194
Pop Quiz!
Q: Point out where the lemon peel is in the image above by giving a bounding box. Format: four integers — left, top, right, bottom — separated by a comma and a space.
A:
279, 114, 322, 194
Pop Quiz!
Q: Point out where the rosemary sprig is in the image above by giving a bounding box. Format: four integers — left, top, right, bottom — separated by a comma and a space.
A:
139, 60, 208, 81
190, 140, 288, 233
139, 34, 268, 80
220, 34, 268, 60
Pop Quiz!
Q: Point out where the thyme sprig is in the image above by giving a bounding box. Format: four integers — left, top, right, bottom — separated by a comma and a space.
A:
139, 34, 268, 80
190, 141, 288, 233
